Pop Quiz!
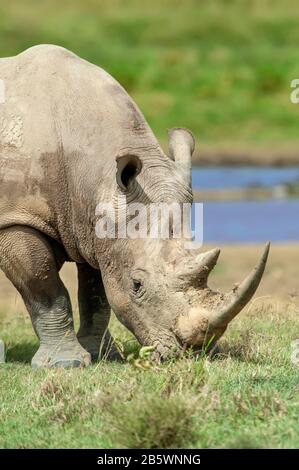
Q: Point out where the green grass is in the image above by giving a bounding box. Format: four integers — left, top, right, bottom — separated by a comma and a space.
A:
1, 0, 299, 149
1, 300, 298, 448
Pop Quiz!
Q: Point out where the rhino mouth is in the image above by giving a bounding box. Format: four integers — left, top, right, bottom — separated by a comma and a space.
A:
149, 334, 184, 362
150, 332, 217, 362
149, 329, 210, 361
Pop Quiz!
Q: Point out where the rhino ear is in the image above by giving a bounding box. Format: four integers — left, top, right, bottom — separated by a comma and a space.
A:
116, 154, 142, 191
168, 128, 195, 187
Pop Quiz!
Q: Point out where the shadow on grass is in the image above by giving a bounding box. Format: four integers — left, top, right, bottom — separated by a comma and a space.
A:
210, 343, 263, 365
208, 328, 271, 365
6, 341, 37, 364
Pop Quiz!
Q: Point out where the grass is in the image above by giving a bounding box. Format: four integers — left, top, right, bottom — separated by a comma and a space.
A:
0, 245, 299, 448
1, 0, 299, 155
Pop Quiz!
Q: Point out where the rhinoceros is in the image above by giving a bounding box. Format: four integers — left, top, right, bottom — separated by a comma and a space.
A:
0, 45, 269, 367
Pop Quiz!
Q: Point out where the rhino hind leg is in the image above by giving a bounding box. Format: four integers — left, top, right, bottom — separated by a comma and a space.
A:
76, 263, 121, 361
0, 226, 91, 368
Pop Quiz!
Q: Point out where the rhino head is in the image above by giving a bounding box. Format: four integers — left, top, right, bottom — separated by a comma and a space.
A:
98, 129, 270, 360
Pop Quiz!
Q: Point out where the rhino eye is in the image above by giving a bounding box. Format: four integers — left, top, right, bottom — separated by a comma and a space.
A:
130, 271, 147, 299
132, 280, 142, 293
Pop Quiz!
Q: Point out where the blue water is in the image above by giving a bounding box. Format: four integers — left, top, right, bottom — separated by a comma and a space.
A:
197, 199, 299, 243
192, 166, 299, 189
191, 167, 299, 243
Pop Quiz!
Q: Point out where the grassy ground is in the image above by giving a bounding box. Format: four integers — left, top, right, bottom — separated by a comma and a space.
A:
1, 0, 299, 162
0, 244, 298, 449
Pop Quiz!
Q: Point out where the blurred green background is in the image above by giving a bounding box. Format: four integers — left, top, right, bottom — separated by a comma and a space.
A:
0, 0, 299, 153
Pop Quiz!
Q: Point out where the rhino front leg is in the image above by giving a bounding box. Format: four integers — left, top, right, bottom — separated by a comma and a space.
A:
0, 226, 91, 368
76, 263, 121, 361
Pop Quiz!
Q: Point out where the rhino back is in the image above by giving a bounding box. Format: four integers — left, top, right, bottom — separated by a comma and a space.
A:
0, 45, 160, 261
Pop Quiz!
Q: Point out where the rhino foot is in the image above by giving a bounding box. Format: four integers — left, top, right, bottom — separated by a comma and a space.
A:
31, 342, 91, 369
78, 333, 123, 362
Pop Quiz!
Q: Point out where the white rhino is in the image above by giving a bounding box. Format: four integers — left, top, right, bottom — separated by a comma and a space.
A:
0, 45, 269, 367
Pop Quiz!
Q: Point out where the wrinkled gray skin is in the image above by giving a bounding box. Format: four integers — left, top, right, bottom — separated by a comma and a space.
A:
0, 45, 269, 367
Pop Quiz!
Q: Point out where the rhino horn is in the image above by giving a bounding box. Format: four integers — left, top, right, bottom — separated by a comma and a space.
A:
176, 248, 221, 285
168, 128, 195, 186
209, 242, 270, 328
176, 243, 270, 344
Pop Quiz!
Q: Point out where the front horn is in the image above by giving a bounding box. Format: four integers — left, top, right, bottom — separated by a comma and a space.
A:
209, 242, 270, 328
